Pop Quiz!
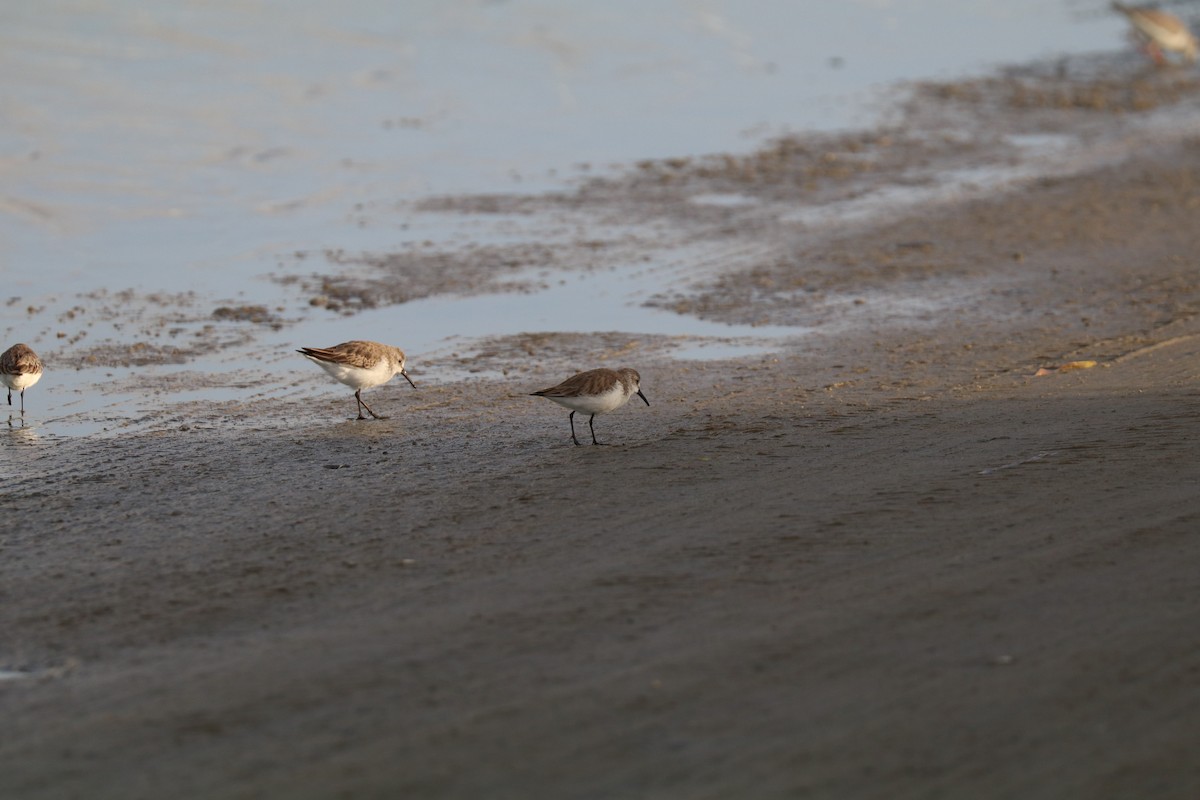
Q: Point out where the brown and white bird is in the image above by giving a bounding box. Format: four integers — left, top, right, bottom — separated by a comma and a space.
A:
298, 340, 416, 420
1, 343, 43, 415
1113, 3, 1198, 65
531, 367, 649, 446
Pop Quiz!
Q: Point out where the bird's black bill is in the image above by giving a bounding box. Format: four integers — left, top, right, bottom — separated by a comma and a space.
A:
637, 390, 650, 406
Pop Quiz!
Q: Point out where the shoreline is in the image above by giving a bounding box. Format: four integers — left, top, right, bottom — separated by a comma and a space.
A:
5, 65, 1200, 800
10, 52, 1200, 442
5, 341, 1200, 798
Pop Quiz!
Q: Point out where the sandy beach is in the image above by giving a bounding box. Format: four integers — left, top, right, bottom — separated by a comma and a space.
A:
4, 49, 1200, 800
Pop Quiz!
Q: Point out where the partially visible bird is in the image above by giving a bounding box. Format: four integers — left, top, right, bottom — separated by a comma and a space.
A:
298, 340, 416, 420
1113, 3, 1198, 65
0, 343, 43, 415
531, 367, 650, 446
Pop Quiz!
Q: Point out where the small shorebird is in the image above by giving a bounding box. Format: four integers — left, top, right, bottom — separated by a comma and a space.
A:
1113, 3, 1198, 65
1, 343, 43, 415
298, 340, 416, 420
531, 367, 649, 446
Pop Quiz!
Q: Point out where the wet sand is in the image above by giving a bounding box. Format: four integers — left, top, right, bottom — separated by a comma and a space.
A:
4, 77, 1200, 798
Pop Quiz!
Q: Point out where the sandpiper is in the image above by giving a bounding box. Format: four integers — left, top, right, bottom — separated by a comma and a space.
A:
531, 367, 649, 446
298, 340, 416, 420
1113, 3, 1198, 65
0, 343, 43, 415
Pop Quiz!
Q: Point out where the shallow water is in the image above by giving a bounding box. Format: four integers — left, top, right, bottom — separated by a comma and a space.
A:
0, 0, 1169, 436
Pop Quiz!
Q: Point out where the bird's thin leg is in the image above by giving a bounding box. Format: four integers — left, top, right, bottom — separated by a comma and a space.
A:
357, 390, 387, 420
19, 389, 25, 415
6, 389, 10, 406
589, 414, 605, 446
569, 410, 581, 446
354, 389, 370, 420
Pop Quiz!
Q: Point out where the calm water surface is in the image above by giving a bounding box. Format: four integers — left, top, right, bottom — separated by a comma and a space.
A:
0, 1, 1143, 432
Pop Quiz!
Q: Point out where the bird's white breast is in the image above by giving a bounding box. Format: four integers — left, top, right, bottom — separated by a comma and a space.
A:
313, 358, 393, 390
2, 371, 41, 391
546, 383, 630, 415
